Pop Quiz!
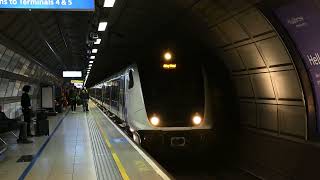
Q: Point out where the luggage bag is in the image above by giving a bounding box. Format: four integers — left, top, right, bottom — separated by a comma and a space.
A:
36, 119, 49, 136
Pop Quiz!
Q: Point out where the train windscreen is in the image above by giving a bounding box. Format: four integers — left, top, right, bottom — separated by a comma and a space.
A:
139, 63, 204, 127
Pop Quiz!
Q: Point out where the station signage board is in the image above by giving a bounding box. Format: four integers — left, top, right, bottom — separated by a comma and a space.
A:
0, 0, 94, 11
274, 0, 320, 131
71, 80, 84, 84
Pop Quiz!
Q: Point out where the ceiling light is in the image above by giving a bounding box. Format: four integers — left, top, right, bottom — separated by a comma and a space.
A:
89, 61, 94, 64
94, 39, 101, 45
89, 64, 92, 67
90, 56, 95, 59
98, 22, 108, 31
88, 67, 91, 70
92, 49, 98, 53
104, 0, 116, 7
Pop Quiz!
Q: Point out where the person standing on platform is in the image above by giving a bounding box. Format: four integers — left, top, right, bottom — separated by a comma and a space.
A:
69, 87, 77, 113
21, 85, 34, 137
81, 88, 89, 112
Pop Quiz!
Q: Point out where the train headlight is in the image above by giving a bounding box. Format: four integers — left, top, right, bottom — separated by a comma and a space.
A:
150, 116, 160, 126
192, 115, 202, 125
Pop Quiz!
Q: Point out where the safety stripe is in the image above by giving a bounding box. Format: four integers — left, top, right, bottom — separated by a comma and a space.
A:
96, 119, 130, 180
94, 103, 172, 180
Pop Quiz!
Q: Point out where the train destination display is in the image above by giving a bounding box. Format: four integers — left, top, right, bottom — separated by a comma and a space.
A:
0, 0, 94, 11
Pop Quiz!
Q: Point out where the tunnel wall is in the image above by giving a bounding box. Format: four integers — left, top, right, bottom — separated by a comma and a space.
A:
189, 1, 307, 139
0, 41, 58, 119
176, 0, 320, 179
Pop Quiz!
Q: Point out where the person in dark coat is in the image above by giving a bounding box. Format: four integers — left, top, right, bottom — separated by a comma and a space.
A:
0, 105, 33, 144
69, 87, 77, 112
81, 88, 89, 112
21, 85, 33, 136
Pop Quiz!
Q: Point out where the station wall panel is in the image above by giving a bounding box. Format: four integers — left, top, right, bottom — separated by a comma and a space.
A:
251, 73, 275, 99
20, 59, 30, 75
0, 44, 6, 57
6, 53, 20, 72
219, 18, 249, 43
222, 49, 246, 71
0, 42, 59, 119
208, 27, 230, 47
234, 76, 254, 98
257, 104, 278, 132
12, 81, 21, 97
191, 1, 306, 139
0, 49, 14, 70
278, 105, 306, 137
271, 71, 303, 101
257, 37, 292, 67
237, 44, 266, 69
240, 102, 257, 127
0, 78, 9, 98
13, 57, 25, 74
236, 8, 273, 37
5, 80, 15, 97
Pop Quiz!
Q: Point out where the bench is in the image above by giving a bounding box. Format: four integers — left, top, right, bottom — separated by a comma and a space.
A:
0, 117, 21, 154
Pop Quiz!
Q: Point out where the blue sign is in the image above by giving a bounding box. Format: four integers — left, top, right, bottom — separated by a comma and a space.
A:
0, 0, 94, 11
274, 0, 320, 132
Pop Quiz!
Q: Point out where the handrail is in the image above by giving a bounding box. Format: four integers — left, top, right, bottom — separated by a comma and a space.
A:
0, 137, 8, 154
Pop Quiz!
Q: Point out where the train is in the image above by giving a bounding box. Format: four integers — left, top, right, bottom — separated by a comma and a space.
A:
89, 61, 213, 149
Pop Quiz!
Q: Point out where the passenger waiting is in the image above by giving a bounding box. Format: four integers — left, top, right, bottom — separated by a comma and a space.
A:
21, 85, 34, 137
81, 88, 89, 112
69, 87, 77, 112
0, 105, 33, 144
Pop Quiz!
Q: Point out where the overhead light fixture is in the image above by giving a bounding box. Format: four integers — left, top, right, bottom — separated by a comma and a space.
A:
89, 61, 94, 64
98, 22, 108, 31
94, 39, 101, 45
89, 64, 93, 67
104, 0, 116, 7
92, 49, 98, 53
90, 56, 95, 59
88, 67, 91, 70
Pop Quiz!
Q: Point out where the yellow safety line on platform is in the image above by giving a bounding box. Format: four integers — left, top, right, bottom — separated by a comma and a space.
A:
96, 119, 130, 180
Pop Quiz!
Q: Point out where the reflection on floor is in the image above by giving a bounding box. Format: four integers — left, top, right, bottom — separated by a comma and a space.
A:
0, 102, 170, 180
0, 108, 97, 180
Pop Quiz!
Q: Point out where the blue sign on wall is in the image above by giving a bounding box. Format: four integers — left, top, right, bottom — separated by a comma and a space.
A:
274, 0, 320, 132
0, 0, 94, 11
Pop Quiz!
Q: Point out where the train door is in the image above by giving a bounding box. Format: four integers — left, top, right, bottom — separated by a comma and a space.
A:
117, 76, 125, 121
124, 69, 134, 123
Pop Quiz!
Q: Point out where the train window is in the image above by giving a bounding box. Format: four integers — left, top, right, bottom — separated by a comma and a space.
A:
129, 70, 134, 89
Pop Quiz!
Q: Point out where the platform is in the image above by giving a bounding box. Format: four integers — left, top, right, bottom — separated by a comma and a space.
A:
0, 101, 171, 180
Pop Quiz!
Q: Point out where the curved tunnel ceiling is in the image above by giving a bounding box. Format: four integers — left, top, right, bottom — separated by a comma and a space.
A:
87, 0, 307, 139
0, 11, 92, 75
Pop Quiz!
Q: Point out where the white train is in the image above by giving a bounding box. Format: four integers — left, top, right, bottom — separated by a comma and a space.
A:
90, 63, 213, 149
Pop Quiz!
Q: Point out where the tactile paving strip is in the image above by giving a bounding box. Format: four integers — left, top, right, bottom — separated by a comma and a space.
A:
87, 114, 122, 180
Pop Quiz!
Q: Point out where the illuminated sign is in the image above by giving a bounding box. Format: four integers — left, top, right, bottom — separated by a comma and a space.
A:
71, 80, 84, 84
63, 71, 82, 78
0, 0, 94, 11
163, 64, 177, 69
